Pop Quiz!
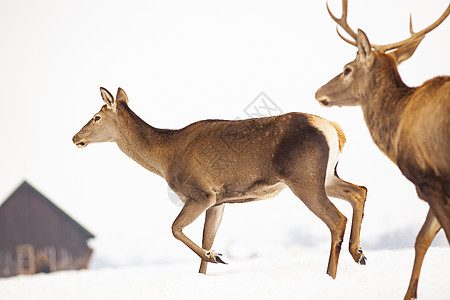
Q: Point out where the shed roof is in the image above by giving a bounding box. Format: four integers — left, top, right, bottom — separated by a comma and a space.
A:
0, 181, 94, 240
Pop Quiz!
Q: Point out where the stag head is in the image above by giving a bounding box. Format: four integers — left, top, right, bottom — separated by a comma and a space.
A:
315, 0, 450, 107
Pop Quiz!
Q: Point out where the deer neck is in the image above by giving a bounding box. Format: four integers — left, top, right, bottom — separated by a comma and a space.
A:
360, 68, 415, 164
115, 103, 172, 177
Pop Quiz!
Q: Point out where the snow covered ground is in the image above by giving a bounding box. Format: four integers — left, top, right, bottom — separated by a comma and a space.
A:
1, 247, 449, 300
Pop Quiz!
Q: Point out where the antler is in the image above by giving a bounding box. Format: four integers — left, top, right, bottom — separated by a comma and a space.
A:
376, 4, 450, 52
327, 0, 450, 53
326, 0, 357, 42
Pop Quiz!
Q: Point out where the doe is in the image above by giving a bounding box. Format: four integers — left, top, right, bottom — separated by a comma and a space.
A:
73, 87, 367, 277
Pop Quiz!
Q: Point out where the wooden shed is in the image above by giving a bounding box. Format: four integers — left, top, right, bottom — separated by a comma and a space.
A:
0, 181, 94, 277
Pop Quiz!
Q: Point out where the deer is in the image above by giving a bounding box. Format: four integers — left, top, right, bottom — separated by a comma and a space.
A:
73, 87, 368, 278
315, 1, 450, 299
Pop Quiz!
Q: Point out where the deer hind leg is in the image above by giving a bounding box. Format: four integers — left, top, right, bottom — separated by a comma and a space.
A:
404, 208, 441, 300
419, 183, 450, 243
198, 204, 225, 274
171, 195, 225, 265
287, 181, 347, 279
325, 173, 367, 265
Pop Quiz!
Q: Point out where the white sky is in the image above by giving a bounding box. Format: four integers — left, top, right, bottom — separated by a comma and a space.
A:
0, 0, 449, 266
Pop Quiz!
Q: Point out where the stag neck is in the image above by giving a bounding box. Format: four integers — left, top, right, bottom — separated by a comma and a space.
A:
360, 66, 416, 164
115, 103, 174, 177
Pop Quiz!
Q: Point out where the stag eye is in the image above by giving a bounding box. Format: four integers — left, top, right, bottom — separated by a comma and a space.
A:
94, 116, 101, 121
344, 67, 352, 76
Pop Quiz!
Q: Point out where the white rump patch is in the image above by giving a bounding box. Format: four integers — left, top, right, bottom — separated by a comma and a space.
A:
308, 116, 341, 186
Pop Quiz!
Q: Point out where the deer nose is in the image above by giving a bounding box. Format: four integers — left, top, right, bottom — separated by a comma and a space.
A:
315, 93, 330, 107
72, 135, 80, 144
315, 88, 324, 100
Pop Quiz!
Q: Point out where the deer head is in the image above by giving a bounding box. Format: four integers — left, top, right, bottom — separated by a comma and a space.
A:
73, 87, 129, 148
315, 0, 450, 107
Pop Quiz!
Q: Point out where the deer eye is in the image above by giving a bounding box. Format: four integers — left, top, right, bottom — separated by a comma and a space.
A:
94, 116, 101, 121
344, 67, 352, 76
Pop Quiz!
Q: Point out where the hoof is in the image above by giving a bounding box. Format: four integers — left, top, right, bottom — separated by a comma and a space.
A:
206, 250, 229, 264
359, 255, 367, 265
215, 255, 228, 264
357, 249, 367, 265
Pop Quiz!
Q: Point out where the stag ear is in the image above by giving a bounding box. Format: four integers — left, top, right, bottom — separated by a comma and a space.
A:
356, 29, 374, 67
100, 87, 116, 110
389, 36, 424, 65
116, 87, 129, 104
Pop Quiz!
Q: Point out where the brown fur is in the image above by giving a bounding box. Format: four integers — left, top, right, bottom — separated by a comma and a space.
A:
316, 25, 449, 300
73, 87, 368, 277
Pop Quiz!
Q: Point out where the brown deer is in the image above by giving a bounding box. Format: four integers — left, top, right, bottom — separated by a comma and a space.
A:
73, 87, 368, 277
315, 1, 450, 299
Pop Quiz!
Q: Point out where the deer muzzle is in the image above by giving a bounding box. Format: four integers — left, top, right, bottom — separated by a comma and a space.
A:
72, 135, 87, 148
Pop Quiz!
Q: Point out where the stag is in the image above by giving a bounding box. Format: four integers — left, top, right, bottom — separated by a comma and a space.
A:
315, 1, 450, 299
73, 87, 368, 277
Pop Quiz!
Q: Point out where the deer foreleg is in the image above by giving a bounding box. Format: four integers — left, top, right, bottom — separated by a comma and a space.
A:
199, 204, 225, 274
404, 208, 441, 300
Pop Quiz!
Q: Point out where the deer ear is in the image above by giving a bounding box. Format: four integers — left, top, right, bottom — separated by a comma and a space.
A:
356, 29, 374, 67
100, 87, 116, 109
116, 87, 129, 104
390, 36, 424, 65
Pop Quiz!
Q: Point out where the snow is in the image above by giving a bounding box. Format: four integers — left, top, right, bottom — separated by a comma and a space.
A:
1, 247, 449, 300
